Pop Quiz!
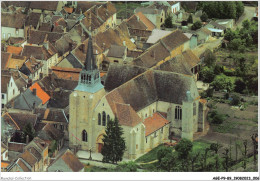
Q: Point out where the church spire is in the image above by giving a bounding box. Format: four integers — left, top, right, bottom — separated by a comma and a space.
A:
84, 35, 97, 71
74, 35, 104, 93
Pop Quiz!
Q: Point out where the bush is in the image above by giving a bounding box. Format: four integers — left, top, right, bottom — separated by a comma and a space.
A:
230, 94, 240, 106
117, 161, 138, 172
200, 66, 215, 83
234, 79, 246, 93
208, 110, 225, 124
191, 21, 202, 30
211, 74, 234, 92
214, 65, 224, 75
157, 147, 173, 163
223, 69, 235, 76
200, 12, 208, 22
187, 14, 193, 24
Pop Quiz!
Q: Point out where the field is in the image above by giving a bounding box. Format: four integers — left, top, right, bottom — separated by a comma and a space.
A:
113, 2, 147, 19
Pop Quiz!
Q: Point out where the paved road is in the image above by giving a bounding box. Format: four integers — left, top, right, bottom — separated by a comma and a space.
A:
235, 6, 256, 29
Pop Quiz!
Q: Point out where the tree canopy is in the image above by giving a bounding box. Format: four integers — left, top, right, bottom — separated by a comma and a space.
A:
101, 117, 126, 163
191, 21, 202, 30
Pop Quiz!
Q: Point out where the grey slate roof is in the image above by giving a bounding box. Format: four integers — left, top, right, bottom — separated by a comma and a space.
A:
13, 89, 42, 110
66, 53, 84, 69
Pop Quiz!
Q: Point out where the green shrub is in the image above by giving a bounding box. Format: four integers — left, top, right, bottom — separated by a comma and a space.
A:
230, 94, 241, 106
208, 110, 226, 124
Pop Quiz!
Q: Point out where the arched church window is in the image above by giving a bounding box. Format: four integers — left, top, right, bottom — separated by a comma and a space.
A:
107, 115, 110, 122
98, 113, 101, 125
89, 75, 92, 83
175, 106, 182, 120
193, 103, 196, 116
102, 111, 106, 126
82, 130, 87, 142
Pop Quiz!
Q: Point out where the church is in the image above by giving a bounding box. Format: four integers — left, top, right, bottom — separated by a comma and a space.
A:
69, 35, 206, 159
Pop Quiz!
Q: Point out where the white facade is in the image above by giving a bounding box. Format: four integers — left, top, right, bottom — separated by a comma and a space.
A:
2, 93, 7, 109
1, 27, 24, 40
171, 2, 181, 13
7, 76, 20, 102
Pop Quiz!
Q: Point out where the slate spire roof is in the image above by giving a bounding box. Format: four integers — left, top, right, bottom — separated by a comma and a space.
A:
84, 35, 97, 71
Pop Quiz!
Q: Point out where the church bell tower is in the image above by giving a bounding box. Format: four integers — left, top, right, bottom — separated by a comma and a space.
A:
69, 35, 106, 151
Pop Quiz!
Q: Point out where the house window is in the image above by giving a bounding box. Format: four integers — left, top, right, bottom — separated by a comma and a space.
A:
2, 94, 4, 99
145, 113, 147, 118
136, 144, 138, 149
153, 109, 155, 113
161, 127, 163, 133
13, 89, 15, 95
16, 29, 19, 35
114, 60, 119, 63
193, 103, 196, 116
82, 130, 87, 142
60, 125, 64, 131
161, 18, 163, 22
2, 104, 4, 109
107, 115, 110, 122
3, 33, 6, 40
98, 113, 101, 125
154, 131, 157, 137
102, 111, 106, 126
11, 82, 12, 87
8, 33, 11, 39
175, 106, 182, 120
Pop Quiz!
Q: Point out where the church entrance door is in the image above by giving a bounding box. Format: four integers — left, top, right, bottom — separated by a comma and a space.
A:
98, 143, 103, 153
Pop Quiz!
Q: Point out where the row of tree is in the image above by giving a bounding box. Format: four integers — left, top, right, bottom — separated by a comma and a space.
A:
197, 1, 244, 20
224, 20, 258, 52
156, 137, 258, 172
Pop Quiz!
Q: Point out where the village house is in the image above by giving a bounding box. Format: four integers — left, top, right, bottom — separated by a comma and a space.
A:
184, 32, 198, 49
26, 12, 43, 31
69, 35, 206, 159
205, 21, 227, 37
22, 43, 59, 75
47, 149, 84, 172
29, 1, 65, 14
106, 44, 127, 64
195, 27, 212, 45
20, 57, 44, 81
1, 12, 27, 40
135, 7, 166, 29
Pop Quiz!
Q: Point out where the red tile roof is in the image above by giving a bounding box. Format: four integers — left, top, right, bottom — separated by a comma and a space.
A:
7, 46, 23, 55
51, 66, 81, 81
64, 6, 73, 13
143, 112, 170, 136
29, 83, 50, 104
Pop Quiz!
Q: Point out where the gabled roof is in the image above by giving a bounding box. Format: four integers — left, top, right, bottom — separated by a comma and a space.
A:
1, 12, 27, 29
114, 103, 142, 127
6, 56, 26, 70
51, 66, 81, 81
107, 45, 126, 58
75, 1, 105, 14
105, 63, 147, 92
1, 74, 11, 93
27, 30, 64, 45
1, 52, 12, 70
2, 112, 37, 131
29, 1, 59, 11
48, 149, 84, 172
12, 88, 42, 110
6, 46, 23, 55
34, 108, 68, 123
182, 49, 200, 69
8, 37, 25, 45
38, 123, 64, 141
29, 83, 50, 105
22, 45, 55, 60
20, 150, 38, 167
16, 158, 31, 172
27, 147, 42, 161
143, 112, 169, 136
26, 12, 41, 28
197, 27, 211, 35
8, 142, 26, 152
23, 57, 44, 74
127, 12, 155, 31
146, 29, 172, 44
160, 30, 189, 51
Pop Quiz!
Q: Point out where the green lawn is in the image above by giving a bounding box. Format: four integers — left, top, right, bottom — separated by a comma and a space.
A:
135, 144, 165, 163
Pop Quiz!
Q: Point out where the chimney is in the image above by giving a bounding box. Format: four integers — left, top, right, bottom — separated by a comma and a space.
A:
32, 88, 37, 95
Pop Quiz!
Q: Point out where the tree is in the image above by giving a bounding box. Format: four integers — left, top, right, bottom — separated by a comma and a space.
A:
230, 94, 240, 106
23, 123, 35, 143
204, 49, 216, 67
175, 138, 193, 171
101, 117, 126, 163
187, 14, 193, 24
157, 146, 172, 164
189, 152, 200, 171
228, 38, 244, 51
200, 12, 208, 22
200, 66, 215, 83
234, 79, 246, 93
164, 15, 173, 28
235, 1, 244, 19
211, 74, 234, 92
159, 152, 177, 171
191, 21, 202, 30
